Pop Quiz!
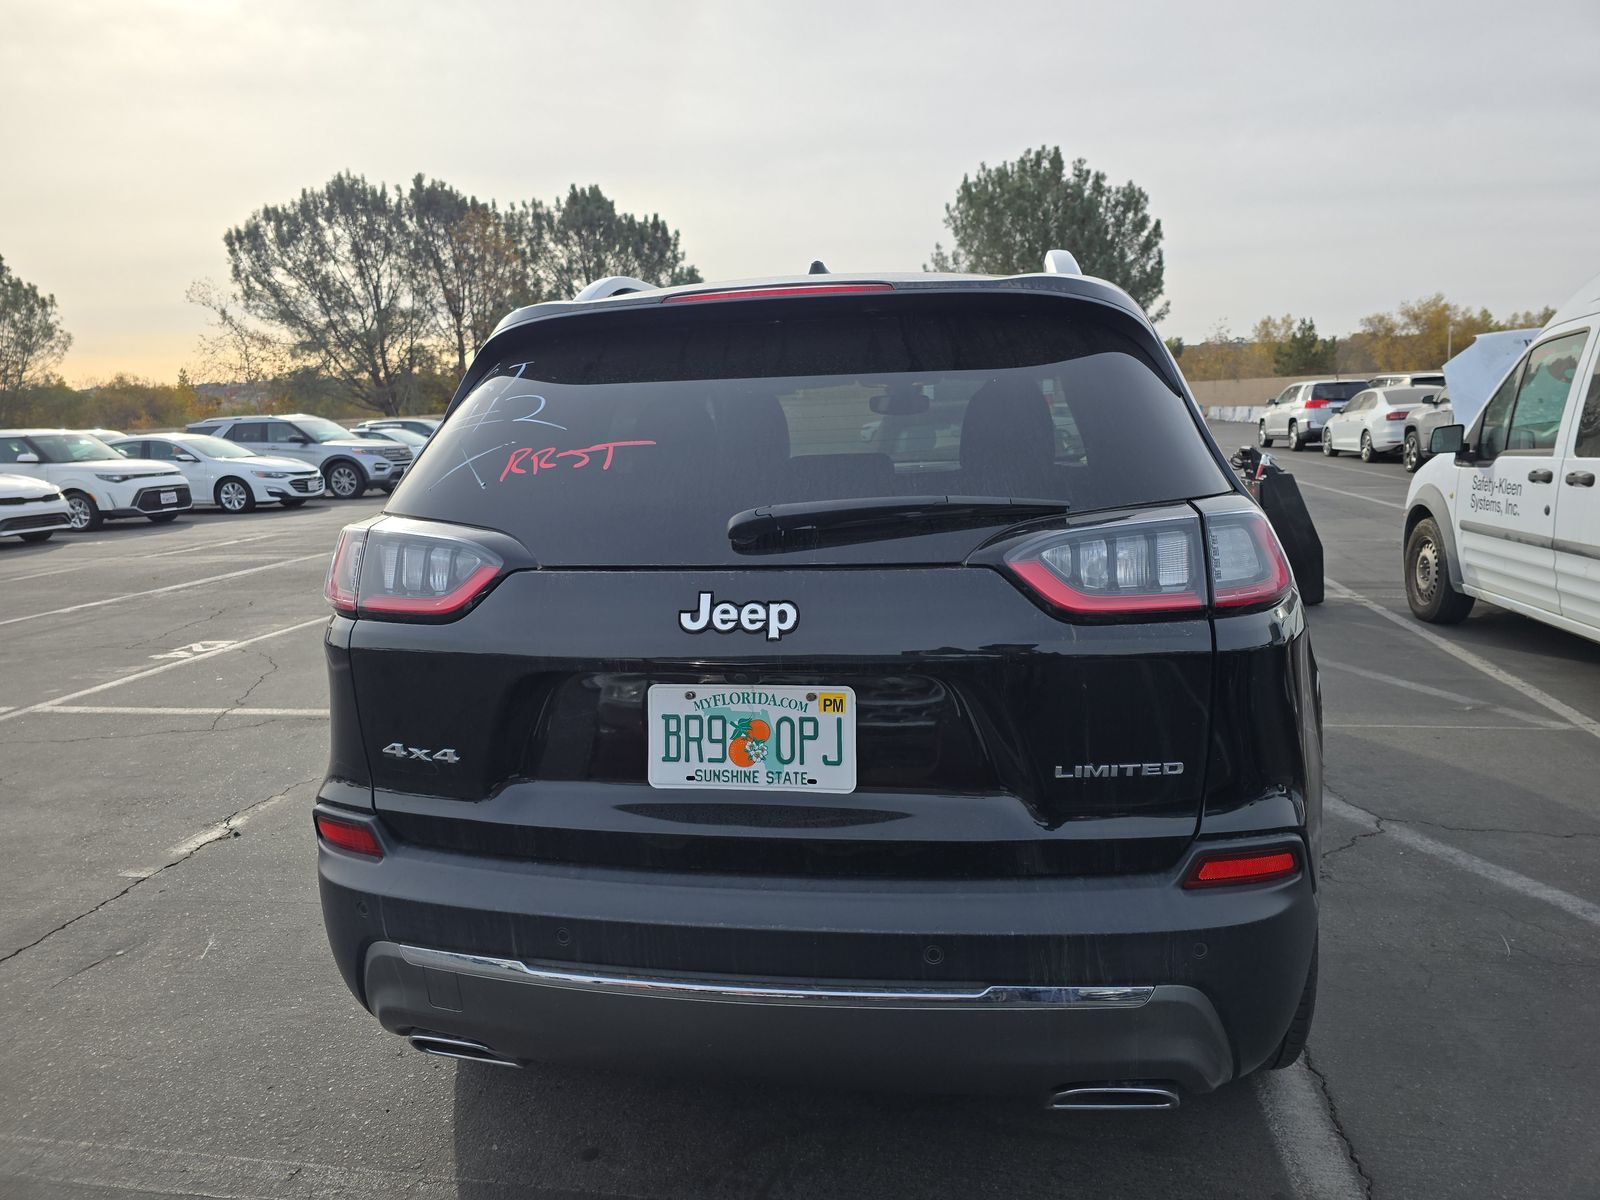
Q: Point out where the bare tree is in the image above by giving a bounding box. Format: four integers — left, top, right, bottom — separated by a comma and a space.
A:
186, 279, 286, 386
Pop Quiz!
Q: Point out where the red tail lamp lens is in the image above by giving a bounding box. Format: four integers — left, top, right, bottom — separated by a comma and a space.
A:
324, 527, 365, 615
1004, 511, 1206, 617
1385, 410, 1411, 421
315, 813, 383, 859
1304, 398, 1331, 409
664, 284, 894, 304
1207, 511, 1293, 609
1185, 848, 1298, 888
326, 518, 504, 621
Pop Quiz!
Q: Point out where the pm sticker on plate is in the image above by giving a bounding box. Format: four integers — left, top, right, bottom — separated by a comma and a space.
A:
647, 685, 857, 794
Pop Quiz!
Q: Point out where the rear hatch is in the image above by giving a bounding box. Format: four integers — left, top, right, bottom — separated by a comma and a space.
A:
344, 287, 1259, 880
1311, 381, 1365, 412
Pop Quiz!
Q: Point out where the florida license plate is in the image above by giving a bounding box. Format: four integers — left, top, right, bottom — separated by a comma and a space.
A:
647, 684, 857, 793
159, 491, 178, 505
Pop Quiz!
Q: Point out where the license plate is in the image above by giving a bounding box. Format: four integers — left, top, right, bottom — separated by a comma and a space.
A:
647, 684, 857, 793
159, 491, 178, 505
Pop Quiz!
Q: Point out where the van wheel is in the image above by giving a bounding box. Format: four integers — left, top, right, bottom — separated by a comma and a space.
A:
1288, 421, 1304, 451
1403, 431, 1423, 473
1258, 421, 1273, 448
1265, 940, 1317, 1070
1405, 517, 1474, 624
1360, 432, 1376, 462
325, 460, 366, 499
216, 477, 255, 513
65, 490, 102, 531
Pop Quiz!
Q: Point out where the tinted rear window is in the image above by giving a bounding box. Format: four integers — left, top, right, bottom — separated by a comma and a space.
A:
1313, 382, 1366, 401
394, 292, 1229, 567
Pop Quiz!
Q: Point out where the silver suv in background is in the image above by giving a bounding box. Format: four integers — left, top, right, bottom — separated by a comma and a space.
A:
186, 414, 412, 499
1259, 380, 1368, 450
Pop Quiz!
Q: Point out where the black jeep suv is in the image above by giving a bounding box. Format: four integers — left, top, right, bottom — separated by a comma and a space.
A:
315, 263, 1321, 1109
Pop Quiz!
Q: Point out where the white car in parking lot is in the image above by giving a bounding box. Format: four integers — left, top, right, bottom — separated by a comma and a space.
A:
186, 414, 411, 499
109, 433, 325, 513
1322, 386, 1442, 462
0, 472, 73, 542
350, 417, 439, 439
1403, 269, 1600, 642
1258, 379, 1369, 449
0, 429, 192, 530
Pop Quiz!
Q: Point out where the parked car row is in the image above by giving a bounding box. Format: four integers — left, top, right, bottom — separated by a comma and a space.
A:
1257, 375, 1451, 472
0, 415, 439, 539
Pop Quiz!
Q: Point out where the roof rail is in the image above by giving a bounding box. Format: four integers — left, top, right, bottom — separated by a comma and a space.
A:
573, 276, 658, 302
1043, 249, 1081, 275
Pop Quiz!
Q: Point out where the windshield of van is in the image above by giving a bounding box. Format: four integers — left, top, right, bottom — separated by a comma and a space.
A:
393, 293, 1231, 567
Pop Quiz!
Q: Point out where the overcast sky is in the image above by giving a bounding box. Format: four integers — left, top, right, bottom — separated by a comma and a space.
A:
3, 0, 1598, 384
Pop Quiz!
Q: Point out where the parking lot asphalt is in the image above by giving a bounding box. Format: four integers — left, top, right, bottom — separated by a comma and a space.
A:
2, 433, 1599, 1200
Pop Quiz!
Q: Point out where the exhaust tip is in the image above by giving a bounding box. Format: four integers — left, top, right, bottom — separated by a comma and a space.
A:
408, 1033, 520, 1068
1049, 1085, 1180, 1111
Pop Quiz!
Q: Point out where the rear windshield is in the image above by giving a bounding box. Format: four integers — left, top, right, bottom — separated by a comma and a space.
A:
1313, 382, 1366, 401
394, 292, 1230, 566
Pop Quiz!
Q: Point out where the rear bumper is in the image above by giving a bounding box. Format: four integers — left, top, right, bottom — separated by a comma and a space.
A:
318, 805, 1317, 1098
364, 941, 1233, 1095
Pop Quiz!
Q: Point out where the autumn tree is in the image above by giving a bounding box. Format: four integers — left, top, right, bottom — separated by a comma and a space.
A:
409, 177, 527, 373
517, 184, 702, 300
928, 146, 1168, 320
0, 254, 73, 421
222, 173, 435, 415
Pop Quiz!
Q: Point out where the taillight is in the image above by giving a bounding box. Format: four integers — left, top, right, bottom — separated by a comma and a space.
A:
1384, 409, 1410, 421
1206, 510, 1293, 609
1304, 397, 1331, 409
1184, 847, 1298, 888
1004, 510, 1206, 616
663, 283, 894, 304
314, 811, 383, 858
324, 518, 503, 621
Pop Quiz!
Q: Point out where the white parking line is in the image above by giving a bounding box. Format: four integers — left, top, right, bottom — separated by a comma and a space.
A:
0, 554, 324, 627
1326, 792, 1600, 929
1255, 1062, 1368, 1200
143, 531, 299, 558
1294, 479, 1405, 510
41, 705, 329, 718
0, 616, 327, 724
1326, 579, 1600, 740
1320, 659, 1571, 728
3, 565, 85, 583
1325, 722, 1569, 730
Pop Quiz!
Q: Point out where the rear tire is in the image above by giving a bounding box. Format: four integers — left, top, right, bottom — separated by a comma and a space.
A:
1322, 433, 1337, 457
1266, 940, 1318, 1070
1360, 431, 1376, 463
19, 531, 53, 543
1288, 420, 1304, 451
1403, 431, 1423, 473
64, 490, 102, 531
1258, 421, 1273, 448
1405, 517, 1474, 624
216, 477, 255, 514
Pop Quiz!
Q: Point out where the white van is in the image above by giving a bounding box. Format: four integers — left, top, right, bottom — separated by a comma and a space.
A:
1402, 271, 1600, 642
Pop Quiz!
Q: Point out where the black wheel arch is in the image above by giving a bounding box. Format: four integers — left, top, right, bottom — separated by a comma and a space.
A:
1405, 489, 1464, 590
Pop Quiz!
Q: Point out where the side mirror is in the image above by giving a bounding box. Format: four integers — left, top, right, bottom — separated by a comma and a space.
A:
1429, 424, 1467, 460
175, 452, 199, 463
289, 434, 311, 445
16, 452, 40, 464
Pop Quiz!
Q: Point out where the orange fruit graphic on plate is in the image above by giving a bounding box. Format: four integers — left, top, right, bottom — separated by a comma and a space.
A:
729, 716, 770, 767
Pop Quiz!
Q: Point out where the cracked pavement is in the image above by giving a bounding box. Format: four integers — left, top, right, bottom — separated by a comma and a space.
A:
2, 439, 1600, 1198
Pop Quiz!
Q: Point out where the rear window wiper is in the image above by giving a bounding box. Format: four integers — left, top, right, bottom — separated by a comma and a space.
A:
727, 495, 1072, 554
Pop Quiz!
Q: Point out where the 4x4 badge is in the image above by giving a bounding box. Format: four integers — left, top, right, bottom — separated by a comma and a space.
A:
679, 591, 799, 641
382, 743, 460, 764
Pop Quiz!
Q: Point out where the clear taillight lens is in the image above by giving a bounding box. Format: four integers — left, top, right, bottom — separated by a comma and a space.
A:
1004, 511, 1206, 616
324, 518, 503, 620
1207, 510, 1293, 608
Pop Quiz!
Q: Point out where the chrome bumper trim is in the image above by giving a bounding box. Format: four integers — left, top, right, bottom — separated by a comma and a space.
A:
397, 945, 1154, 1009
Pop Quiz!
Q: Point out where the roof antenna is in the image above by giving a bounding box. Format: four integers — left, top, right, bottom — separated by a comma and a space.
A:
809, 260, 829, 275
